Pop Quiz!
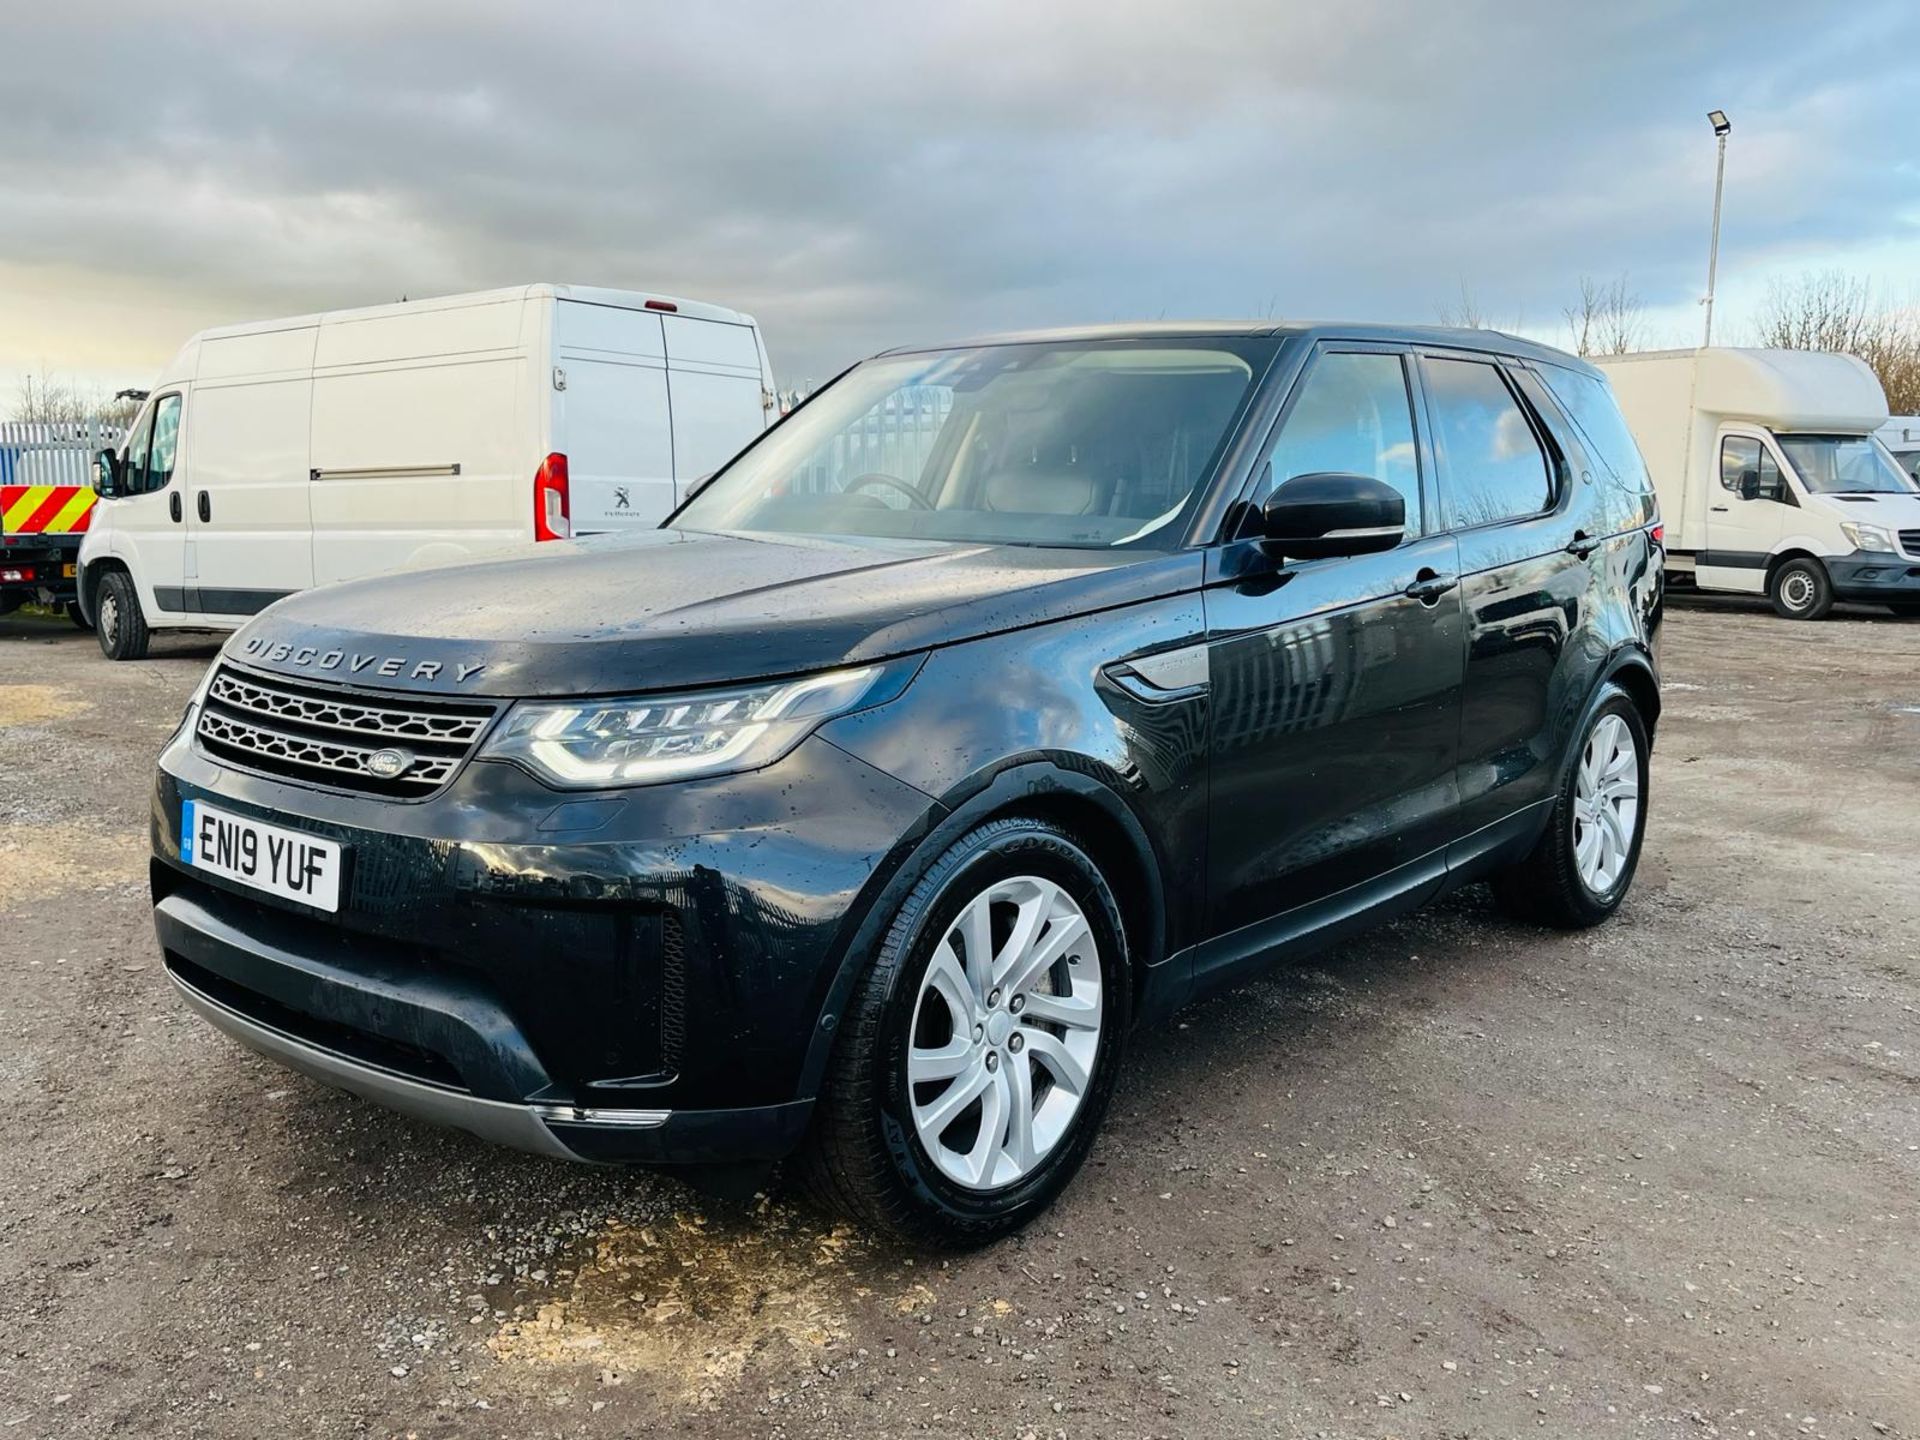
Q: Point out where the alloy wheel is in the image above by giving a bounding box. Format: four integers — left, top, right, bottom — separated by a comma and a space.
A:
1572, 713, 1639, 894
906, 875, 1104, 1191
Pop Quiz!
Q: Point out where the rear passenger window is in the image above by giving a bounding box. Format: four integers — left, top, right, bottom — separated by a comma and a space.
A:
1539, 365, 1652, 494
1265, 351, 1421, 535
1425, 358, 1553, 528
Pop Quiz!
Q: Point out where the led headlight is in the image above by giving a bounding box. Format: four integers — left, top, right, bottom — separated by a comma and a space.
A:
1840, 520, 1896, 553
482, 665, 883, 788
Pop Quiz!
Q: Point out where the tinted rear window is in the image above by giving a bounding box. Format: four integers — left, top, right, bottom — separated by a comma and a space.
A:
1540, 365, 1653, 493
1425, 357, 1553, 529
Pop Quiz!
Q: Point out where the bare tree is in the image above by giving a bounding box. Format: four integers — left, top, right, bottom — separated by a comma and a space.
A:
1435, 280, 1487, 330
12, 370, 91, 425
8, 369, 142, 430
1755, 272, 1920, 414
1562, 274, 1647, 357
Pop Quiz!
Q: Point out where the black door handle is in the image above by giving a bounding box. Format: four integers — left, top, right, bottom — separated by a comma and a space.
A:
1566, 533, 1602, 558
197, 491, 211, 523
168, 492, 182, 523
1403, 570, 1459, 605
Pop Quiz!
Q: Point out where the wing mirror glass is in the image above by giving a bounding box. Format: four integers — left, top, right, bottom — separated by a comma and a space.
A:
1260, 471, 1406, 560
93, 449, 121, 498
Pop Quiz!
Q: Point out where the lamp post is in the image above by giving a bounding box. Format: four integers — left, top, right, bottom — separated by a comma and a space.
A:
1702, 109, 1732, 347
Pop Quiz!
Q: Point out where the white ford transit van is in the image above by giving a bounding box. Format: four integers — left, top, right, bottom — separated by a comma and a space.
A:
1595, 347, 1920, 619
78, 284, 775, 659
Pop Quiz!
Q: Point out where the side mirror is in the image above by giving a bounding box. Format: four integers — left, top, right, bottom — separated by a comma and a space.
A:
1260, 471, 1406, 560
93, 449, 121, 498
1737, 471, 1761, 501
684, 471, 717, 501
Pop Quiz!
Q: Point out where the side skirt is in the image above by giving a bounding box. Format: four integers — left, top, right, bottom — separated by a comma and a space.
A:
1143, 801, 1555, 1020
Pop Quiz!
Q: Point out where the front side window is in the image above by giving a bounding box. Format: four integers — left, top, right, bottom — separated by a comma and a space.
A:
1425, 357, 1554, 528
1264, 351, 1421, 535
122, 403, 155, 495
145, 394, 182, 493
1776, 434, 1916, 495
675, 338, 1278, 549
1720, 435, 1785, 501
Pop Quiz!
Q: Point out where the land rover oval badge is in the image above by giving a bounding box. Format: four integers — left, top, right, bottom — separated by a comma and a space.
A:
368, 748, 415, 779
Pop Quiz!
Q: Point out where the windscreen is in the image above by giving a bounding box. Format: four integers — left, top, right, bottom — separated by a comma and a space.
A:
1776, 434, 1918, 495
674, 338, 1277, 548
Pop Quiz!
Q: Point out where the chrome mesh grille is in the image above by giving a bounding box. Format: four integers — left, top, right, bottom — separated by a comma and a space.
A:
194, 664, 497, 797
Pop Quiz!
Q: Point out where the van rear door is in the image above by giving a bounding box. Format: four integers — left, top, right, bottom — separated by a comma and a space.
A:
663, 315, 769, 495
554, 301, 675, 533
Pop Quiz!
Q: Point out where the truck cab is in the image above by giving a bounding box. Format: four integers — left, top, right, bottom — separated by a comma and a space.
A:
1598, 348, 1920, 619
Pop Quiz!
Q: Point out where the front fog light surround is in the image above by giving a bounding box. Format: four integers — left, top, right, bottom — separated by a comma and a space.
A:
482, 665, 884, 788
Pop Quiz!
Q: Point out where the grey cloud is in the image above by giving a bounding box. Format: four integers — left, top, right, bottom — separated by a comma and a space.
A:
2, 0, 1916, 382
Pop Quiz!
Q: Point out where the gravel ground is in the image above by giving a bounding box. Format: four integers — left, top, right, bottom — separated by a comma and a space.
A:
1, 597, 1916, 1440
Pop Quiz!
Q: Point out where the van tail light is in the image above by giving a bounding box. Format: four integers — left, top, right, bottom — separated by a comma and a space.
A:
534, 452, 571, 541
1650, 523, 1665, 546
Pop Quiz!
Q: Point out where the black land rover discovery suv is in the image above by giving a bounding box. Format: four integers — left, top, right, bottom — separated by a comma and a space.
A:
151, 324, 1662, 1244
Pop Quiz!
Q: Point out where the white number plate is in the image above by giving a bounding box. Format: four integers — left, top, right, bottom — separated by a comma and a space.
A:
181, 799, 343, 913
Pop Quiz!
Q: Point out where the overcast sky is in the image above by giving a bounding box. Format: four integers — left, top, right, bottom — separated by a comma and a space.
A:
3, 0, 1916, 398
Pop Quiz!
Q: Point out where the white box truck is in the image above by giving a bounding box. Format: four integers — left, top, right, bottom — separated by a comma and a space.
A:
1594, 347, 1920, 619
78, 284, 776, 659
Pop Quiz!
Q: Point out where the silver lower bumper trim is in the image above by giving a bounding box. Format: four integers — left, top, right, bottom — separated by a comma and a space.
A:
168, 970, 669, 1159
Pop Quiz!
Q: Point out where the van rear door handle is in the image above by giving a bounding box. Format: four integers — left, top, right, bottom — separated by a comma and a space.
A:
1566, 532, 1602, 558
1403, 571, 1459, 605
197, 491, 211, 523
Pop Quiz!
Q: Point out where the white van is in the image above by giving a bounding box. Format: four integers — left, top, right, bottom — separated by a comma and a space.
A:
1878, 416, 1920, 484
1594, 347, 1920, 619
78, 284, 775, 659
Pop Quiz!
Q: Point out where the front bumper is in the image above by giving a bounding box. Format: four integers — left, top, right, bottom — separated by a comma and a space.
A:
1829, 553, 1920, 603
152, 714, 936, 1164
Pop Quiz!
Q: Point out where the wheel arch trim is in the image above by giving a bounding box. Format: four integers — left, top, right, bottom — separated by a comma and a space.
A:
793, 756, 1169, 1101
1597, 644, 1661, 734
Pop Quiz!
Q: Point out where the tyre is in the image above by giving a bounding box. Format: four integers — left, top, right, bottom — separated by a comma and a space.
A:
799, 816, 1131, 1246
1493, 687, 1649, 929
95, 570, 151, 661
65, 600, 91, 631
1769, 557, 1833, 620
0, 593, 21, 617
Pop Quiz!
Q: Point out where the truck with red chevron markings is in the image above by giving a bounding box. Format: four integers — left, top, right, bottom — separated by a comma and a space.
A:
0, 421, 107, 624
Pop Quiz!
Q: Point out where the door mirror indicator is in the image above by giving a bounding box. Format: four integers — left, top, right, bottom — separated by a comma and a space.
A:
1260, 472, 1406, 560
